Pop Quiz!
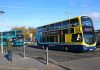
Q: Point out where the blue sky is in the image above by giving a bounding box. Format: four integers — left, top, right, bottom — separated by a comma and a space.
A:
0, 0, 100, 31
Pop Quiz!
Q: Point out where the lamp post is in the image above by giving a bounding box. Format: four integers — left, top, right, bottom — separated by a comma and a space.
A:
23, 31, 26, 58
0, 11, 5, 53
65, 12, 72, 26
68, 13, 72, 27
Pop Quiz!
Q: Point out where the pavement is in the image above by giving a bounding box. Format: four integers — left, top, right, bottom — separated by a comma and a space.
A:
0, 52, 64, 70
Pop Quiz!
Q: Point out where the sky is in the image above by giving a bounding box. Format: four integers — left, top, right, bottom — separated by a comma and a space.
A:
0, 0, 100, 31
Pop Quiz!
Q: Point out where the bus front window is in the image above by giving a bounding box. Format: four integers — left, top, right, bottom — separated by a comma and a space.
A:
84, 33, 95, 44
81, 16, 93, 26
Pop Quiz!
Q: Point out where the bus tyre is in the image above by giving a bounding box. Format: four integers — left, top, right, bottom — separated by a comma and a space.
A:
64, 47, 68, 52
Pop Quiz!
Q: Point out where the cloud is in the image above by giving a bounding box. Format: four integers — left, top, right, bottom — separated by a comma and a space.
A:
90, 12, 100, 20
88, 12, 100, 29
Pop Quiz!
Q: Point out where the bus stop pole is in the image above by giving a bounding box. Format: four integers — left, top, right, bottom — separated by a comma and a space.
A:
46, 46, 48, 65
23, 35, 26, 58
1, 32, 3, 53
0, 11, 5, 53
23, 44, 26, 58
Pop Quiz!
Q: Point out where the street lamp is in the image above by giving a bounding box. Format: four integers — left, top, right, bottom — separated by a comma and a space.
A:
65, 12, 72, 27
0, 11, 5, 53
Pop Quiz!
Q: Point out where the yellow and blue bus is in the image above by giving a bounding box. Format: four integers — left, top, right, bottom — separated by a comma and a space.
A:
95, 30, 100, 46
0, 30, 24, 46
36, 16, 96, 52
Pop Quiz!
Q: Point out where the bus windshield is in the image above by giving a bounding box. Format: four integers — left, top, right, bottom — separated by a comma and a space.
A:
81, 16, 93, 26
84, 33, 95, 44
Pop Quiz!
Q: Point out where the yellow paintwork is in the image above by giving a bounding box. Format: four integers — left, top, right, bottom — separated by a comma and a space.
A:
65, 34, 72, 43
65, 34, 83, 45
64, 16, 96, 47
74, 26, 81, 33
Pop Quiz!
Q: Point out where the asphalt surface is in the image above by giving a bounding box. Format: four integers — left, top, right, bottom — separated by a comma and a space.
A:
11, 46, 100, 70
12, 46, 100, 62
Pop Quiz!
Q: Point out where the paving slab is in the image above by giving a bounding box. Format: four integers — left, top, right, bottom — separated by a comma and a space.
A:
0, 53, 64, 70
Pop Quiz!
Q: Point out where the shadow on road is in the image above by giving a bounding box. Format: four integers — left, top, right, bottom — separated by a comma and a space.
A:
33, 56, 71, 70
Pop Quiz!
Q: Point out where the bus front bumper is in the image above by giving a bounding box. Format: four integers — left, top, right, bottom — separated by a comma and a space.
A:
83, 46, 96, 51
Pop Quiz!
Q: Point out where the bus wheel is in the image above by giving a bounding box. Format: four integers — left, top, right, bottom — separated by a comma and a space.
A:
64, 47, 68, 52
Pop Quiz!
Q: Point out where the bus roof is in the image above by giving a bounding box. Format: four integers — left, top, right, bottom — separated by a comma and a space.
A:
0, 30, 22, 33
37, 16, 81, 28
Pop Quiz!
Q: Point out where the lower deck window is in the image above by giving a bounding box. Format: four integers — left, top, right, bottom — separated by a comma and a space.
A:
72, 34, 82, 42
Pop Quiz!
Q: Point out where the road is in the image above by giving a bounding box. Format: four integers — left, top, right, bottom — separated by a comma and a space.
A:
11, 46, 100, 70
12, 46, 100, 62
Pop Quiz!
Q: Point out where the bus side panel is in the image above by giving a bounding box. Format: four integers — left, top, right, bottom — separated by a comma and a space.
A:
36, 32, 41, 43
65, 34, 72, 43
36, 43, 96, 52
13, 41, 24, 46
36, 32, 43, 48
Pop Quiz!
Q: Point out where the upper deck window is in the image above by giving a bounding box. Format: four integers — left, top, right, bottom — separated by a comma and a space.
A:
54, 23, 61, 30
16, 30, 22, 33
61, 21, 68, 29
48, 24, 54, 30
69, 18, 79, 27
38, 26, 47, 32
81, 16, 93, 26
10, 31, 15, 36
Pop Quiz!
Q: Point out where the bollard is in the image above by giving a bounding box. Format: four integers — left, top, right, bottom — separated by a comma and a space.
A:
23, 44, 26, 58
46, 46, 48, 65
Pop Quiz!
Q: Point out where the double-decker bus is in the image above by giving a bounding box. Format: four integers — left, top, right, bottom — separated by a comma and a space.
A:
95, 30, 100, 46
12, 30, 24, 46
36, 16, 96, 52
0, 30, 24, 46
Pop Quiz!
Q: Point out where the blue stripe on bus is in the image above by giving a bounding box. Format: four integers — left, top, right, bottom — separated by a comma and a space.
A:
38, 43, 96, 52
68, 45, 96, 52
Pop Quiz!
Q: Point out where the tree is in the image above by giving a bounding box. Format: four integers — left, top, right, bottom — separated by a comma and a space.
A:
28, 27, 36, 36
